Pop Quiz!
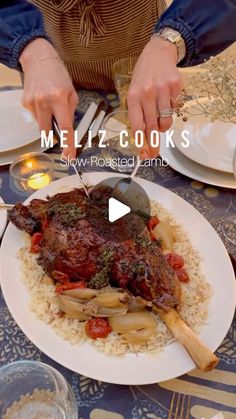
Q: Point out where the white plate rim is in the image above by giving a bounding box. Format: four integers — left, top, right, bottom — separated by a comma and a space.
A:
0, 139, 57, 167
0, 197, 7, 238
172, 116, 235, 174
0, 173, 235, 385
0, 90, 40, 153
160, 138, 236, 189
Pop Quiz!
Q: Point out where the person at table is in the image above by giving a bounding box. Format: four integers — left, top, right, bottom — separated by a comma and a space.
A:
0, 0, 235, 159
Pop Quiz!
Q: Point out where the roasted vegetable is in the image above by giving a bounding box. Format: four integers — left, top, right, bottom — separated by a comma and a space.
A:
85, 318, 112, 339
122, 327, 156, 344
92, 292, 128, 307
64, 288, 97, 300
127, 295, 152, 312
109, 312, 156, 345
58, 294, 128, 318
58, 295, 91, 320
152, 221, 176, 251
108, 312, 156, 333
30, 232, 43, 253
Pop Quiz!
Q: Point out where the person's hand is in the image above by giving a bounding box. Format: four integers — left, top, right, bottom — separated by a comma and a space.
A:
127, 37, 183, 159
19, 38, 78, 158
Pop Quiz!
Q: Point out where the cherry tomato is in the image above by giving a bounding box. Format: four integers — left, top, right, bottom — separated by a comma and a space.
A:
52, 270, 70, 284
165, 252, 184, 269
55, 280, 86, 294
147, 215, 159, 231
175, 268, 190, 283
30, 232, 43, 253
85, 318, 112, 340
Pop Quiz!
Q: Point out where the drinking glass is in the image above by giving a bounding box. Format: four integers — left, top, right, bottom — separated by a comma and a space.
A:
100, 109, 139, 173
113, 56, 138, 110
0, 361, 78, 419
10, 152, 54, 195
222, 147, 236, 245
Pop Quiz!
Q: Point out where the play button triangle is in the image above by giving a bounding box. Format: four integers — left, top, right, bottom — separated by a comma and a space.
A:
108, 197, 131, 223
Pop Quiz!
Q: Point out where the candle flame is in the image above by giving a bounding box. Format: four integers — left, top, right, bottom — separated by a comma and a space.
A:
28, 173, 51, 190
26, 159, 34, 169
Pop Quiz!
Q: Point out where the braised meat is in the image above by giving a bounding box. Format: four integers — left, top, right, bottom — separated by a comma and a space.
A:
9, 187, 181, 311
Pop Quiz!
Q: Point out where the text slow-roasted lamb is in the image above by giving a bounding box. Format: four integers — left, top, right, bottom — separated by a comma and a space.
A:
9, 187, 181, 311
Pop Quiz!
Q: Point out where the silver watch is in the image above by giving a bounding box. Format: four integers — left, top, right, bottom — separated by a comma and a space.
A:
152, 27, 186, 64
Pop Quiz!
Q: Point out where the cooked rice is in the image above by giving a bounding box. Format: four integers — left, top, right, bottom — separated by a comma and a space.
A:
17, 202, 212, 355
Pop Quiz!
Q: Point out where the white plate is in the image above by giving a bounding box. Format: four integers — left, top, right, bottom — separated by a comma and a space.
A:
0, 90, 40, 153
0, 197, 7, 238
173, 115, 236, 174
0, 173, 235, 385
161, 138, 236, 189
0, 138, 57, 167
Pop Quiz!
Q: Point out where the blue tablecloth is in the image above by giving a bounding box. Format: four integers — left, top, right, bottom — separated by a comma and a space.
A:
0, 88, 236, 419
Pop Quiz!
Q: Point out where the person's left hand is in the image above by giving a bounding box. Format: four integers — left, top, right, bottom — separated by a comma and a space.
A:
127, 37, 183, 159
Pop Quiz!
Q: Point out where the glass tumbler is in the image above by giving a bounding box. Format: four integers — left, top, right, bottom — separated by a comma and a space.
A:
0, 360, 78, 419
10, 152, 54, 196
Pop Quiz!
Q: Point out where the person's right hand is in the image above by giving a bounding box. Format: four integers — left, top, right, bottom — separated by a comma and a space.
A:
19, 38, 78, 158
127, 37, 183, 159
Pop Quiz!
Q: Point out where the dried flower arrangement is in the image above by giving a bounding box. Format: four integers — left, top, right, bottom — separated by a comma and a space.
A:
177, 56, 236, 124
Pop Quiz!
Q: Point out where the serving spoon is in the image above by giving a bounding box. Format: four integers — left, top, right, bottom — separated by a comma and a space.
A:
112, 158, 142, 201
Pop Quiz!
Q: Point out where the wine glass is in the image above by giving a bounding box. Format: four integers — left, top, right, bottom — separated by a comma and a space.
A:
0, 361, 78, 419
100, 109, 139, 173
113, 56, 138, 110
222, 147, 236, 245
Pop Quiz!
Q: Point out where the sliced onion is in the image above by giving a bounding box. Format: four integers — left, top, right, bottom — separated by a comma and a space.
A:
96, 304, 128, 317
108, 312, 156, 333
92, 292, 128, 308
127, 296, 152, 312
58, 295, 91, 320
63, 288, 97, 300
59, 294, 128, 318
152, 221, 176, 251
122, 327, 156, 344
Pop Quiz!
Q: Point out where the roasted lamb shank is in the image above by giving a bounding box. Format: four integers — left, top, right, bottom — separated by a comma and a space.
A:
9, 187, 181, 311
9, 186, 218, 370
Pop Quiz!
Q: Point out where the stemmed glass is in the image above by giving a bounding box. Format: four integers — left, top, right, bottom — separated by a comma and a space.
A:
222, 147, 236, 245
100, 109, 139, 173
113, 56, 137, 110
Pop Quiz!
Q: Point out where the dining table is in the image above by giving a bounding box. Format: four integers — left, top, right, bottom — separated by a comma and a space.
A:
0, 86, 236, 419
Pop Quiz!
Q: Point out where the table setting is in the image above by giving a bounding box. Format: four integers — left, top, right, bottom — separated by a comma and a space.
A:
0, 57, 236, 419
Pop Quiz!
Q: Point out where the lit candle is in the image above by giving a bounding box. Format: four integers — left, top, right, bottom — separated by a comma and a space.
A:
26, 159, 34, 169
27, 173, 51, 190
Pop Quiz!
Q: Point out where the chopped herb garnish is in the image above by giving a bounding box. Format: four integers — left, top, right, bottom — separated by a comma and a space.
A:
134, 234, 157, 250
87, 249, 113, 289
47, 202, 85, 226
132, 261, 146, 275
87, 269, 109, 289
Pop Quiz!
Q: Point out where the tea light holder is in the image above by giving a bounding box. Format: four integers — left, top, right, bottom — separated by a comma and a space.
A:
10, 152, 54, 195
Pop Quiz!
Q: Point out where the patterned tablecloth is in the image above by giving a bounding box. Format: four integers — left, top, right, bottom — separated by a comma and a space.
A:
0, 88, 236, 419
